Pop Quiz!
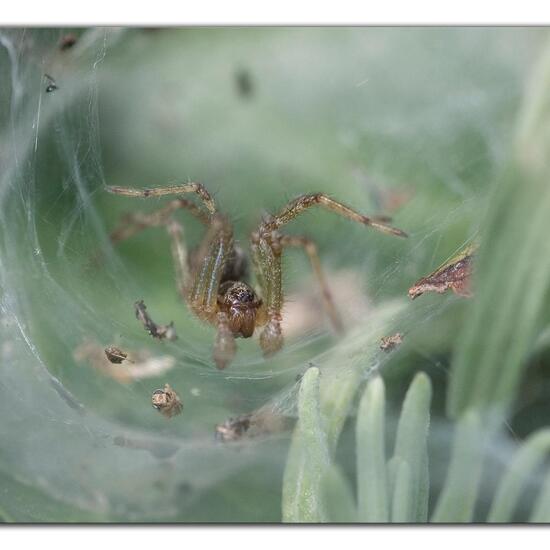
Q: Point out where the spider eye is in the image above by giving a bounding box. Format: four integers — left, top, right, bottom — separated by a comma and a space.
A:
225, 283, 256, 305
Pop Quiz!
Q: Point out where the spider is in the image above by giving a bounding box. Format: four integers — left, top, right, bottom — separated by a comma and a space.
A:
107, 182, 407, 369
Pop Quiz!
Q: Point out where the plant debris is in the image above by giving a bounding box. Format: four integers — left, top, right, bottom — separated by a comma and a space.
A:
135, 300, 178, 341
215, 414, 252, 442
104, 345, 132, 364
215, 408, 291, 443
59, 33, 77, 51
408, 244, 477, 300
151, 384, 183, 418
44, 74, 58, 93
74, 339, 175, 383
380, 332, 403, 352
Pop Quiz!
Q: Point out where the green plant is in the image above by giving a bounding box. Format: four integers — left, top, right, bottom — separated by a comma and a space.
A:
283, 34, 550, 524
285, 372, 550, 523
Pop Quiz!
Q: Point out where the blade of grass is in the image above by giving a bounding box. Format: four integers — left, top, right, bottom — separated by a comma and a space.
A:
530, 470, 550, 523
356, 376, 389, 522
390, 458, 412, 523
392, 371, 432, 522
321, 465, 358, 523
487, 430, 550, 522
431, 410, 485, 522
448, 36, 550, 418
282, 366, 329, 522
282, 302, 404, 522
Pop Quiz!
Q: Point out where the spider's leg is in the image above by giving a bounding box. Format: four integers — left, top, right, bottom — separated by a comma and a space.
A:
260, 193, 407, 238
280, 235, 344, 334
214, 312, 236, 370
166, 219, 190, 298
188, 214, 233, 319
109, 200, 207, 298
107, 182, 217, 215
251, 232, 284, 357
110, 198, 209, 244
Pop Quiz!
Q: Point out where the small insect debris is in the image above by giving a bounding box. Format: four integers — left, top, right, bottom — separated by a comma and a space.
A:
104, 345, 132, 364
44, 74, 58, 93
408, 243, 477, 300
59, 33, 77, 51
135, 300, 178, 341
215, 414, 252, 442
151, 384, 183, 418
74, 339, 175, 383
215, 408, 290, 443
380, 332, 404, 352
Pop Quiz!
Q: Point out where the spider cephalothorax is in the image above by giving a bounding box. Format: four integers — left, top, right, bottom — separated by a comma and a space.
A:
108, 183, 407, 369
218, 281, 263, 338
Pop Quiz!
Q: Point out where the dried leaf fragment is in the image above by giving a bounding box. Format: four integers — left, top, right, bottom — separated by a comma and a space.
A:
104, 346, 131, 364
380, 332, 403, 352
135, 300, 178, 341
408, 244, 477, 300
152, 384, 183, 418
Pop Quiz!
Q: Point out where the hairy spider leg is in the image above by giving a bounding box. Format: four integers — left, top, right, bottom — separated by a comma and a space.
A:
251, 231, 284, 357
108, 184, 240, 368
280, 235, 344, 333
260, 193, 408, 238
252, 193, 408, 356
214, 311, 237, 369
108, 183, 220, 302
188, 213, 233, 318
107, 182, 217, 215
185, 214, 238, 369
108, 199, 209, 298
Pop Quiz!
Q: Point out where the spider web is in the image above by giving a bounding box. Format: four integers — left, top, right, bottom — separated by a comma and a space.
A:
0, 27, 542, 521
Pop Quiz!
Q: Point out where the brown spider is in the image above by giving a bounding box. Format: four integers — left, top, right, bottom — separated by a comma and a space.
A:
107, 183, 407, 369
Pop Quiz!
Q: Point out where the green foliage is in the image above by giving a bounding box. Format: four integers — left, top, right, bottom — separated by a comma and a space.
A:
431, 411, 485, 522
282, 367, 329, 522
283, 32, 550, 524
287, 374, 550, 523
357, 377, 389, 521
282, 302, 403, 522
448, 36, 550, 418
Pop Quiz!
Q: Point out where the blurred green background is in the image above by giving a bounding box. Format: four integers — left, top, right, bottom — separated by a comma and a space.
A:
0, 27, 549, 522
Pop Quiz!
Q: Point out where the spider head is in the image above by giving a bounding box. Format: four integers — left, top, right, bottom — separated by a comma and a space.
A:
218, 281, 262, 338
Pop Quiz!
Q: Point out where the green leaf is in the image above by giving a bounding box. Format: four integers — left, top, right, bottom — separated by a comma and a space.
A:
391, 372, 432, 522
448, 36, 550, 418
431, 410, 485, 522
356, 376, 389, 522
530, 470, 550, 523
282, 367, 329, 522
321, 465, 358, 523
282, 301, 404, 523
390, 458, 412, 523
488, 429, 550, 522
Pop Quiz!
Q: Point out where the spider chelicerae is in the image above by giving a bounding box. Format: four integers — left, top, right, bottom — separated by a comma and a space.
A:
107, 183, 407, 369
